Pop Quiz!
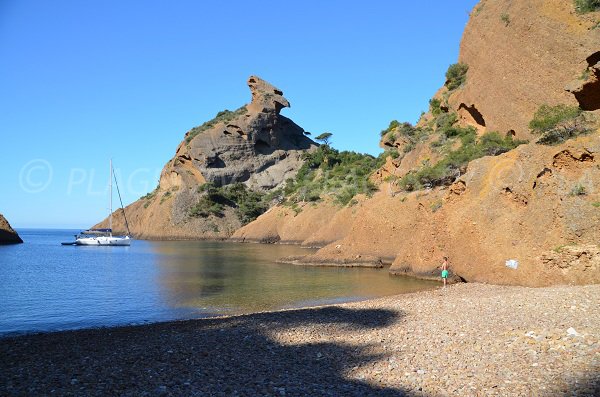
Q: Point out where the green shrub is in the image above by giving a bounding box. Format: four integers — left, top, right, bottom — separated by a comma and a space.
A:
592, 202, 600, 208
159, 191, 172, 205
397, 122, 419, 137
398, 130, 525, 191
574, 0, 600, 13
403, 142, 416, 153
529, 104, 588, 145
386, 133, 397, 145
500, 13, 510, 26
141, 187, 158, 200
579, 69, 591, 81
429, 98, 443, 116
190, 182, 268, 224
283, 146, 382, 206
435, 112, 459, 134
529, 105, 582, 133
445, 63, 469, 91
384, 149, 400, 159
185, 106, 248, 143
189, 196, 225, 218
443, 124, 475, 139
380, 120, 400, 137
570, 184, 587, 196
479, 131, 528, 155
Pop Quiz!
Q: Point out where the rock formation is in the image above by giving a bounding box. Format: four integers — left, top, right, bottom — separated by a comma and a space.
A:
449, 0, 600, 139
566, 53, 600, 111
0, 214, 23, 244
236, 134, 600, 286
234, 0, 600, 287
94, 76, 316, 239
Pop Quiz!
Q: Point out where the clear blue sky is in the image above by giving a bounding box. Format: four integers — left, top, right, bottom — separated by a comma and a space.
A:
0, 0, 478, 228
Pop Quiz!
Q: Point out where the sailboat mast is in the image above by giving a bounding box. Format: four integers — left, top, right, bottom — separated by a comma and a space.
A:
109, 159, 113, 236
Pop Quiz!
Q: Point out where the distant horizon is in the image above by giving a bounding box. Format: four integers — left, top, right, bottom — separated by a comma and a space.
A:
1, 0, 479, 228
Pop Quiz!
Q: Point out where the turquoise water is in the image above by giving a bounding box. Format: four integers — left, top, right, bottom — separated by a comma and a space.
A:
0, 229, 437, 335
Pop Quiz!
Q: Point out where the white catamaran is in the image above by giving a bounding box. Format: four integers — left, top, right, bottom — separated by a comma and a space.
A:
63, 160, 132, 246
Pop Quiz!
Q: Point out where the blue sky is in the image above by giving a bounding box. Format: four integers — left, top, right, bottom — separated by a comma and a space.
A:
0, 0, 478, 228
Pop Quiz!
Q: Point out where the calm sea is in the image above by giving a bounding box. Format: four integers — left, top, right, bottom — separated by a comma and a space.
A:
0, 229, 437, 336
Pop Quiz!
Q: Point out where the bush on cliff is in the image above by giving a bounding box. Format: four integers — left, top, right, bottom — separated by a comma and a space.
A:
380, 120, 424, 147
445, 63, 469, 91
283, 145, 383, 206
380, 120, 400, 137
189, 182, 268, 224
398, 130, 526, 191
528, 104, 591, 145
429, 98, 443, 116
574, 0, 600, 13
185, 106, 248, 143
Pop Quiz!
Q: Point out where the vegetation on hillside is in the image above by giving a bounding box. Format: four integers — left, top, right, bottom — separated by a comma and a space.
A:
398, 128, 526, 191
189, 183, 269, 224
380, 120, 401, 137
380, 95, 528, 193
185, 106, 248, 143
574, 0, 600, 13
445, 63, 469, 91
429, 98, 443, 116
528, 104, 593, 145
141, 186, 159, 208
281, 143, 384, 207
187, 137, 386, 220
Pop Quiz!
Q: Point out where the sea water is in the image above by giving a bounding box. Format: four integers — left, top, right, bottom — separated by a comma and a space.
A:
0, 229, 437, 336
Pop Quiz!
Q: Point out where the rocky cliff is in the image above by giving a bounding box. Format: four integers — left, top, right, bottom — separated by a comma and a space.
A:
234, 0, 600, 286
0, 214, 23, 244
449, 0, 600, 139
95, 76, 316, 239
237, 135, 600, 286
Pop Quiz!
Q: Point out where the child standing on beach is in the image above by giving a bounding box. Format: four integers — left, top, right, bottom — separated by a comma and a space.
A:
441, 257, 449, 287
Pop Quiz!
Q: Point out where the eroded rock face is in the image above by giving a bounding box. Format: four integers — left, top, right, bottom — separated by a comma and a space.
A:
566, 56, 600, 111
537, 245, 600, 284
449, 0, 600, 139
94, 76, 316, 239
0, 214, 23, 244
166, 76, 314, 191
237, 135, 600, 286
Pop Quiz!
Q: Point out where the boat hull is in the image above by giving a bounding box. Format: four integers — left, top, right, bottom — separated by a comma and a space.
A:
74, 236, 131, 246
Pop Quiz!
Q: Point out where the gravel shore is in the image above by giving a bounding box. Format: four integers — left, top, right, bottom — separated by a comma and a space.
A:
1, 283, 598, 396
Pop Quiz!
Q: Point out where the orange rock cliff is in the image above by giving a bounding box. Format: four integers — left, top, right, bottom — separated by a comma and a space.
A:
233, 0, 600, 286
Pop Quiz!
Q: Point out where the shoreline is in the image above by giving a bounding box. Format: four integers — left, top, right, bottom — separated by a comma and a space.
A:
0, 281, 440, 340
2, 283, 598, 396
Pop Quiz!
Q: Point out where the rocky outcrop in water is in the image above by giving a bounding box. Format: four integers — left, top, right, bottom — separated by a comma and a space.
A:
0, 214, 23, 244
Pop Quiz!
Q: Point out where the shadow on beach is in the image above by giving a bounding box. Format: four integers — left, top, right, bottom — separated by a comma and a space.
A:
1, 306, 415, 396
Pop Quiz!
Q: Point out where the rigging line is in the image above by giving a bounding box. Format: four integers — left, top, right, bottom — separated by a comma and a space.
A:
112, 166, 131, 236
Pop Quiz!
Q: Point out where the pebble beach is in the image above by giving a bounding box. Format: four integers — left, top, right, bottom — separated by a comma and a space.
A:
1, 283, 598, 396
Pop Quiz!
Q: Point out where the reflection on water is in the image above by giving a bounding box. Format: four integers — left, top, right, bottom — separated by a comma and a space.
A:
151, 240, 438, 316
0, 230, 437, 335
